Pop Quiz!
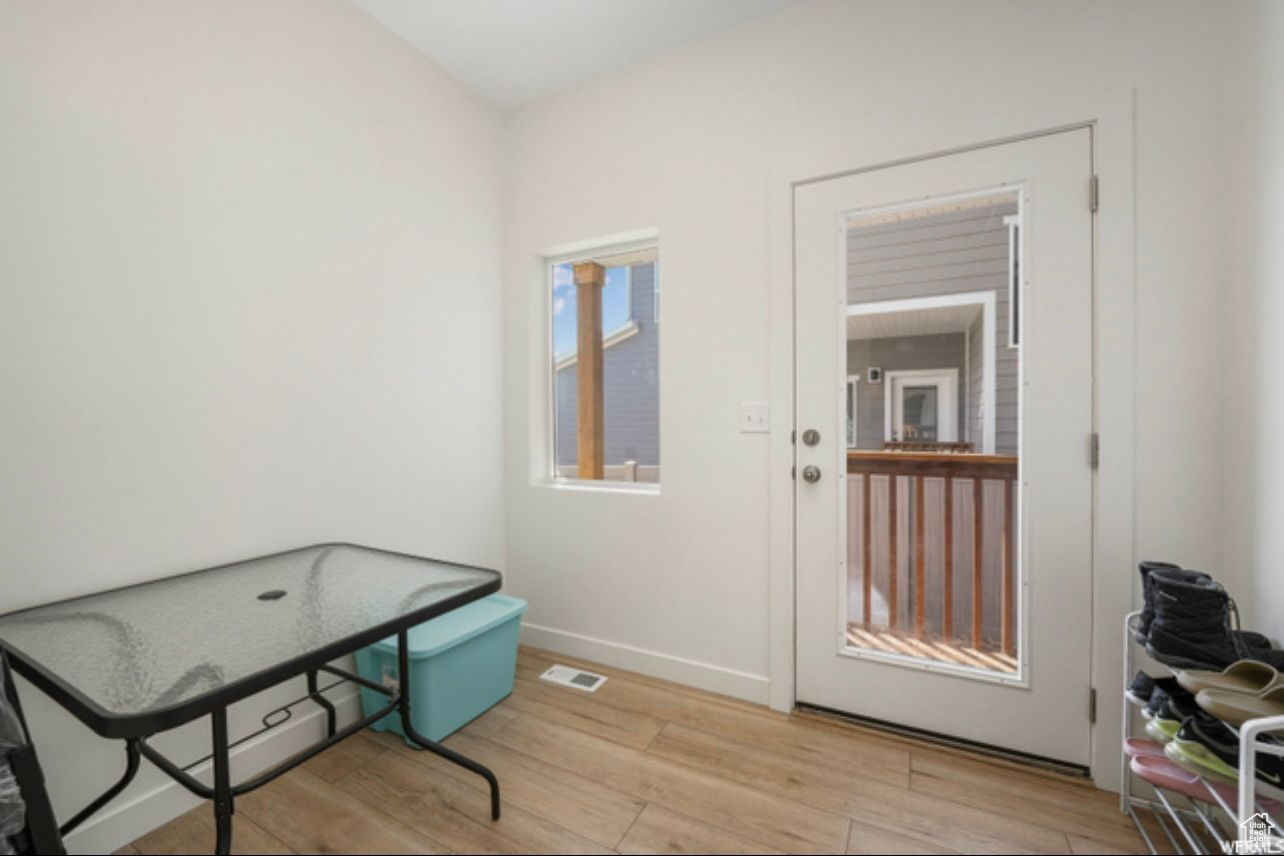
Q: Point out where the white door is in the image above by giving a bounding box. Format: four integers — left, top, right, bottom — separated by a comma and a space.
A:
794, 129, 1094, 764
886, 369, 958, 443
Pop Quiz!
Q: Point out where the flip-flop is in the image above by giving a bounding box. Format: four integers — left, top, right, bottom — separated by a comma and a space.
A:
1131, 755, 1227, 805
1178, 660, 1281, 695
1132, 755, 1281, 812
1124, 737, 1166, 759
1197, 684, 1284, 728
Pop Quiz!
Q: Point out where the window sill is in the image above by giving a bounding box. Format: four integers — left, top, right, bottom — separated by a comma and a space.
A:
537, 478, 661, 496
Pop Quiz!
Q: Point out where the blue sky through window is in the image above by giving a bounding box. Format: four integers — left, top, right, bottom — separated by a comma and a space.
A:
552, 263, 631, 360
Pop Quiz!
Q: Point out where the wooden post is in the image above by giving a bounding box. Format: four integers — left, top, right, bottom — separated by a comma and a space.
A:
573, 262, 605, 480
972, 478, 984, 650
1001, 478, 1015, 656
888, 475, 898, 631
862, 473, 872, 628
914, 476, 926, 639
943, 477, 954, 641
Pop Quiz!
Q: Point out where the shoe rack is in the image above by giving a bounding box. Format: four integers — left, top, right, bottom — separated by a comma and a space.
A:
1122, 610, 1284, 854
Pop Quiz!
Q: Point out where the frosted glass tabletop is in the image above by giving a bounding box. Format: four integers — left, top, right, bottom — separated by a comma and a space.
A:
0, 543, 500, 735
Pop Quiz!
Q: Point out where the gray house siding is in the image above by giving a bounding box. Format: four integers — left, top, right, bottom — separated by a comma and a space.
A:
847, 201, 1019, 454
847, 333, 966, 450
556, 262, 659, 468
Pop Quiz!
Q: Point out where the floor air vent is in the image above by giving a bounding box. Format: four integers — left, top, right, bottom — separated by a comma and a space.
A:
539, 664, 607, 693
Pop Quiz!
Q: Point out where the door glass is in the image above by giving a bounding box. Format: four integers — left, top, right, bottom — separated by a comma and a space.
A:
901, 386, 938, 440
846, 190, 1020, 676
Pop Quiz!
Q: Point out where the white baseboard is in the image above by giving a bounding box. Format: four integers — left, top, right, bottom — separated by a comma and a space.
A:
63, 690, 362, 855
519, 622, 771, 704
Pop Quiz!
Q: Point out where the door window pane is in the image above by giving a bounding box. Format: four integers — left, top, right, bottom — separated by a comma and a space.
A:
901, 386, 938, 440
845, 191, 1020, 676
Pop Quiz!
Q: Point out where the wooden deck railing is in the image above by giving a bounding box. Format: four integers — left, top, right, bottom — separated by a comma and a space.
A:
847, 451, 1018, 656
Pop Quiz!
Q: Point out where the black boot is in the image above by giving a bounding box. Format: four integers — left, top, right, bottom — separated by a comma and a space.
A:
1144, 569, 1248, 669
1134, 560, 1273, 650
1134, 560, 1185, 642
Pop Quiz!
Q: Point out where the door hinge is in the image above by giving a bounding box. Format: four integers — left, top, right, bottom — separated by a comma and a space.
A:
1090, 433, 1100, 470
1089, 687, 1098, 724
1089, 174, 1100, 213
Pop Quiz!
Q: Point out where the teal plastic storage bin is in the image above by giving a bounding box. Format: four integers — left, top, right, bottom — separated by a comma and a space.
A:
355, 594, 527, 744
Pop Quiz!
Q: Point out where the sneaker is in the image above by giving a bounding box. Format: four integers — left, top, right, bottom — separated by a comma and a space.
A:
1143, 678, 1188, 720
1146, 694, 1208, 744
1165, 717, 1240, 783
1127, 671, 1155, 706
1165, 715, 1284, 800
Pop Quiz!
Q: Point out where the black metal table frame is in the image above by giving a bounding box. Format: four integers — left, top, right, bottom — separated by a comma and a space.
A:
0, 543, 504, 855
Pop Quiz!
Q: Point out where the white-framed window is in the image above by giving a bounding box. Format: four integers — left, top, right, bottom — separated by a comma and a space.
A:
546, 240, 660, 486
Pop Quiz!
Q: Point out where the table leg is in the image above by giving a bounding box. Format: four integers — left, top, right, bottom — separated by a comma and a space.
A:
59, 738, 142, 836
395, 629, 502, 820
211, 708, 234, 855
307, 669, 337, 738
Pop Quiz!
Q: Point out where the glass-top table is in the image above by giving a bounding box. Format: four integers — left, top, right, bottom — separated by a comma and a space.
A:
0, 543, 504, 854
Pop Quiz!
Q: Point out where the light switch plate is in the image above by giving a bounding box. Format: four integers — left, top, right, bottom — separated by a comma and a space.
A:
741, 401, 769, 433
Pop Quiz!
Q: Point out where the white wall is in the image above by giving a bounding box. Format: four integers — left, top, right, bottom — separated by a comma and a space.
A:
1222, 0, 1284, 641
0, 1, 504, 851
503, 0, 1230, 721
0, 0, 1266, 841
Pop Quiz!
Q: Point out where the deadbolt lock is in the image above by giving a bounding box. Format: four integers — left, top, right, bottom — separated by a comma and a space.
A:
801, 429, 820, 446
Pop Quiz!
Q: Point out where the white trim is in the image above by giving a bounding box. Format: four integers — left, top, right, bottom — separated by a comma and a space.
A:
836, 641, 1028, 687
847, 290, 996, 453
519, 622, 770, 704
553, 320, 640, 370
964, 323, 972, 440
653, 258, 661, 325
983, 292, 997, 455
845, 185, 1020, 227
542, 228, 660, 265
540, 478, 660, 495
63, 689, 362, 855
883, 368, 959, 443
846, 291, 994, 316
767, 89, 1137, 791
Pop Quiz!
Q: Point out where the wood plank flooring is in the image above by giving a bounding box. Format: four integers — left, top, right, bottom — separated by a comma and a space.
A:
119, 646, 1151, 855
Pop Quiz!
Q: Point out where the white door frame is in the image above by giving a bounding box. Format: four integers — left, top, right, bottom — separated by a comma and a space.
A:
766, 89, 1136, 790
849, 290, 998, 453
883, 368, 959, 443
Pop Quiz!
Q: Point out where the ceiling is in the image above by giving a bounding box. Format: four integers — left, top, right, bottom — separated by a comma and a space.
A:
351, 0, 797, 108
847, 304, 983, 341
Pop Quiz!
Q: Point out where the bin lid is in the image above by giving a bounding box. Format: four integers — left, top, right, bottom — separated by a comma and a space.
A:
369, 594, 527, 660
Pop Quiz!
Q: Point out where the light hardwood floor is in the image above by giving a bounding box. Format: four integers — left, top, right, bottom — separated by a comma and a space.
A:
117, 646, 1152, 855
